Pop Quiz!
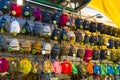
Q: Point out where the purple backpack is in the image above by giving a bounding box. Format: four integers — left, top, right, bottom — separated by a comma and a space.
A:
33, 8, 42, 21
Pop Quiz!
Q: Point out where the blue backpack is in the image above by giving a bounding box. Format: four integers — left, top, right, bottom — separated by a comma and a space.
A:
106, 64, 114, 75
22, 21, 31, 35
107, 39, 115, 49
51, 28, 61, 41
83, 20, 89, 30
118, 64, 120, 75
42, 11, 51, 23
94, 64, 101, 75
89, 22, 97, 32
60, 28, 67, 40
52, 13, 60, 24
75, 18, 83, 29
22, 5, 32, 18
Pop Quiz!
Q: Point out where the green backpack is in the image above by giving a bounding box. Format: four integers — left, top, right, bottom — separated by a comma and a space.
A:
100, 63, 107, 75
113, 64, 119, 76
72, 62, 79, 74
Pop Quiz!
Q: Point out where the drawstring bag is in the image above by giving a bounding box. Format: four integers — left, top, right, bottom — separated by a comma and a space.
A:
94, 64, 101, 75
86, 63, 94, 74
72, 62, 79, 74
53, 60, 62, 74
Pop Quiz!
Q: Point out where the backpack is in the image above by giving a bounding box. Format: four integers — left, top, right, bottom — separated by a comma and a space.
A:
22, 21, 31, 35
118, 64, 120, 75
33, 8, 42, 21
83, 34, 90, 45
20, 59, 32, 74
72, 62, 79, 74
89, 35, 98, 46
0, 35, 7, 51
10, 3, 22, 17
10, 20, 20, 36
100, 49, 107, 60
0, 58, 9, 73
92, 49, 99, 60
86, 63, 94, 74
1, 0, 11, 14
77, 48, 84, 58
0, 0, 7, 10
97, 23, 104, 32
114, 40, 120, 49
69, 45, 77, 56
9, 59, 19, 72
61, 28, 67, 40
100, 63, 107, 75
61, 61, 72, 74
59, 14, 69, 27
110, 50, 118, 62
61, 45, 69, 56
22, 5, 32, 18
106, 64, 114, 75
51, 28, 61, 41
42, 24, 51, 37
83, 20, 89, 30
42, 11, 51, 23
43, 59, 53, 73
21, 40, 31, 53
42, 43, 51, 55
69, 16, 76, 30
75, 18, 83, 29
53, 60, 62, 73
52, 13, 60, 24
51, 44, 61, 59
67, 31, 76, 42
83, 49, 93, 62
32, 41, 41, 54
78, 61, 87, 75
94, 64, 101, 75
89, 22, 97, 32
97, 35, 104, 46
0, 17, 8, 33
113, 64, 119, 76
75, 31, 83, 43
8, 38, 19, 51
33, 23, 42, 36
107, 39, 115, 49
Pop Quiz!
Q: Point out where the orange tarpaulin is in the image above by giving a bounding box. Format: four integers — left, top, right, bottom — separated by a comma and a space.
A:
88, 0, 120, 28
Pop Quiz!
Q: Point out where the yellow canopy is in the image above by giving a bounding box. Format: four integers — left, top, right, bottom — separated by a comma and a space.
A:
88, 0, 120, 28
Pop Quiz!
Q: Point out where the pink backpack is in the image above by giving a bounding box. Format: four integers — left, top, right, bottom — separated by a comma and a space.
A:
53, 60, 62, 73
60, 14, 69, 27
33, 8, 42, 21
0, 58, 9, 72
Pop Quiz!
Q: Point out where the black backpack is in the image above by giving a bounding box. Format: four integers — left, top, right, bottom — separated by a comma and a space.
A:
33, 23, 42, 36
60, 28, 67, 40
51, 44, 61, 59
114, 40, 120, 49
51, 13, 60, 24
51, 28, 61, 41
77, 48, 84, 58
1, 0, 11, 14
92, 49, 99, 60
107, 39, 115, 49
75, 18, 83, 29
69, 45, 76, 56
97, 23, 104, 32
42, 11, 51, 23
0, 17, 8, 33
22, 21, 31, 35
0, 35, 7, 51
22, 5, 32, 18
100, 49, 107, 60
83, 34, 89, 44
89, 22, 97, 32
89, 35, 98, 46
75, 31, 83, 43
97, 35, 104, 46
83, 20, 89, 30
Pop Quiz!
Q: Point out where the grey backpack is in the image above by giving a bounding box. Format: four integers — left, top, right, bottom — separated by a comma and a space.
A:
0, 35, 7, 51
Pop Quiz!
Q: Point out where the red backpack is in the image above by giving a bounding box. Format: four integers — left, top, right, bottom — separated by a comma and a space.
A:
0, 58, 9, 72
59, 14, 69, 27
61, 61, 72, 74
83, 49, 93, 62
10, 3, 22, 17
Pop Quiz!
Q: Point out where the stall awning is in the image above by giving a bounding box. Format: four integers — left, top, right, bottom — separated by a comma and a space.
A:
88, 0, 120, 28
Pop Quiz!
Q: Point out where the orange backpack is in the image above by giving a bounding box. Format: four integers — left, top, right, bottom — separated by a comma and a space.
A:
86, 63, 94, 74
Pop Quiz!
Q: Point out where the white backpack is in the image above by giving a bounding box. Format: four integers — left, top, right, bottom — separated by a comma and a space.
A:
10, 20, 20, 34
67, 31, 76, 42
9, 38, 19, 51
42, 43, 51, 55
42, 24, 51, 37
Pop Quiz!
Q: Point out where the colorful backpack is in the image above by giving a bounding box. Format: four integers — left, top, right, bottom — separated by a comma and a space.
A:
43, 59, 53, 73
106, 64, 114, 75
67, 31, 76, 42
42, 24, 51, 37
0, 58, 9, 73
89, 22, 97, 32
10, 20, 20, 36
78, 61, 87, 75
72, 62, 79, 74
33, 8, 42, 21
10, 3, 22, 17
61, 61, 72, 74
60, 28, 68, 40
8, 38, 19, 51
51, 28, 61, 41
51, 44, 61, 59
22, 5, 32, 18
59, 14, 69, 27
42, 11, 51, 23
94, 64, 101, 75
83, 49, 93, 62
42, 43, 51, 55
33, 22, 42, 36
20, 59, 32, 74
53, 60, 62, 74
100, 63, 107, 75
83, 20, 89, 30
0, 17, 8, 33
86, 63, 94, 74
32, 41, 41, 54
20, 40, 31, 53
52, 13, 60, 24
0, 35, 7, 51
75, 18, 83, 29
22, 21, 31, 35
